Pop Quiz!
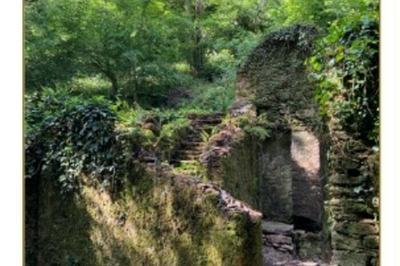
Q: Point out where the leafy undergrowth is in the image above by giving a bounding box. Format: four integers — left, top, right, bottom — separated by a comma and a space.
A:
179, 75, 236, 113
25, 79, 234, 194
25, 82, 263, 265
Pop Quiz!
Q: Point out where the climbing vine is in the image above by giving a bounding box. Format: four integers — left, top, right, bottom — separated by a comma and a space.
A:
25, 90, 139, 194
308, 15, 379, 145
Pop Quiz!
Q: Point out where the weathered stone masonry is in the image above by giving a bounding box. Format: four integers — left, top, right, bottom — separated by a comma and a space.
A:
202, 25, 379, 265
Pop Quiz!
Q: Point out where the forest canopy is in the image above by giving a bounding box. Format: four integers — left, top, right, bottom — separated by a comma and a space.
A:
25, 0, 378, 101
24, 0, 379, 190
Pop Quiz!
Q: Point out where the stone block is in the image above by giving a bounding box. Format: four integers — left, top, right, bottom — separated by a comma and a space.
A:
331, 251, 369, 266
262, 221, 294, 235
294, 230, 324, 260
327, 198, 374, 216
333, 221, 379, 236
362, 235, 379, 249
330, 174, 367, 186
331, 232, 362, 250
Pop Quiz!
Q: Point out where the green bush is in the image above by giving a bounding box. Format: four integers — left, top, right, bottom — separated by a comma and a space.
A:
25, 89, 139, 194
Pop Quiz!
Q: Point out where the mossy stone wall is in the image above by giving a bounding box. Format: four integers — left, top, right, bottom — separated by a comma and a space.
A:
26, 169, 262, 266
230, 25, 379, 265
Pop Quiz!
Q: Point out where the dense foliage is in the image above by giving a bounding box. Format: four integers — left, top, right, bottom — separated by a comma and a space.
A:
25, 90, 135, 194
25, 88, 214, 193
25, 0, 270, 104
25, 0, 379, 195
308, 5, 379, 144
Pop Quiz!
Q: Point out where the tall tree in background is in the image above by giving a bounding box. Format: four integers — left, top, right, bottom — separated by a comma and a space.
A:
192, 0, 205, 76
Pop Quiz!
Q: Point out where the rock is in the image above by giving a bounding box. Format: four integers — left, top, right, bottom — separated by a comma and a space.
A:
297, 262, 319, 266
333, 221, 378, 236
263, 245, 293, 266
229, 100, 257, 117
369, 256, 378, 266
142, 122, 159, 133
294, 231, 324, 260
262, 221, 294, 235
327, 186, 358, 198
325, 205, 360, 221
331, 251, 369, 266
362, 235, 379, 249
264, 234, 293, 247
331, 232, 362, 250
326, 199, 374, 216
330, 174, 367, 186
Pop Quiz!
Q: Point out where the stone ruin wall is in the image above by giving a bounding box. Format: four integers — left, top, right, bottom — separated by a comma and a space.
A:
204, 25, 379, 265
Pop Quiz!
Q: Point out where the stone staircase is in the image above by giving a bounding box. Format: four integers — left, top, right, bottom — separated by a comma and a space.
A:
141, 112, 330, 265
138, 112, 224, 171
170, 112, 224, 175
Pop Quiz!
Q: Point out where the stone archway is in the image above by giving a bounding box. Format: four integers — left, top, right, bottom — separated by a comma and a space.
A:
291, 129, 323, 231
203, 25, 378, 266
232, 25, 330, 264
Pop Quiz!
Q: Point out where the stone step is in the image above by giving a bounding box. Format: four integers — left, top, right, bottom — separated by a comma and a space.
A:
187, 112, 224, 120
179, 155, 200, 161
185, 135, 203, 141
175, 155, 201, 160
178, 147, 204, 153
178, 160, 198, 164
181, 141, 204, 146
169, 159, 198, 165
177, 170, 199, 175
175, 147, 204, 156
262, 221, 294, 236
142, 156, 156, 163
177, 148, 203, 154
180, 142, 204, 148
192, 119, 222, 125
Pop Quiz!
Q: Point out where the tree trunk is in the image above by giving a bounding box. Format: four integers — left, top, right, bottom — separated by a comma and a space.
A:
185, 0, 204, 76
108, 73, 119, 99
193, 0, 204, 75
192, 25, 204, 75
91, 59, 119, 100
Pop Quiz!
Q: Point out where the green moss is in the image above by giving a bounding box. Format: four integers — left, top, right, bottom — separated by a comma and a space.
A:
30, 170, 261, 266
215, 137, 262, 210
158, 117, 191, 160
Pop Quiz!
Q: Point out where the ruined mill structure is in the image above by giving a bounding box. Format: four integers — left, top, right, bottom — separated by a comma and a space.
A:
26, 26, 379, 266
201, 25, 379, 265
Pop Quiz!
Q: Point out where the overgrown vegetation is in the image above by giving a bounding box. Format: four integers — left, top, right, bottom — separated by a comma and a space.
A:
35, 170, 261, 265
24, 0, 379, 264
25, 0, 268, 104
25, 89, 136, 194
309, 14, 379, 145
